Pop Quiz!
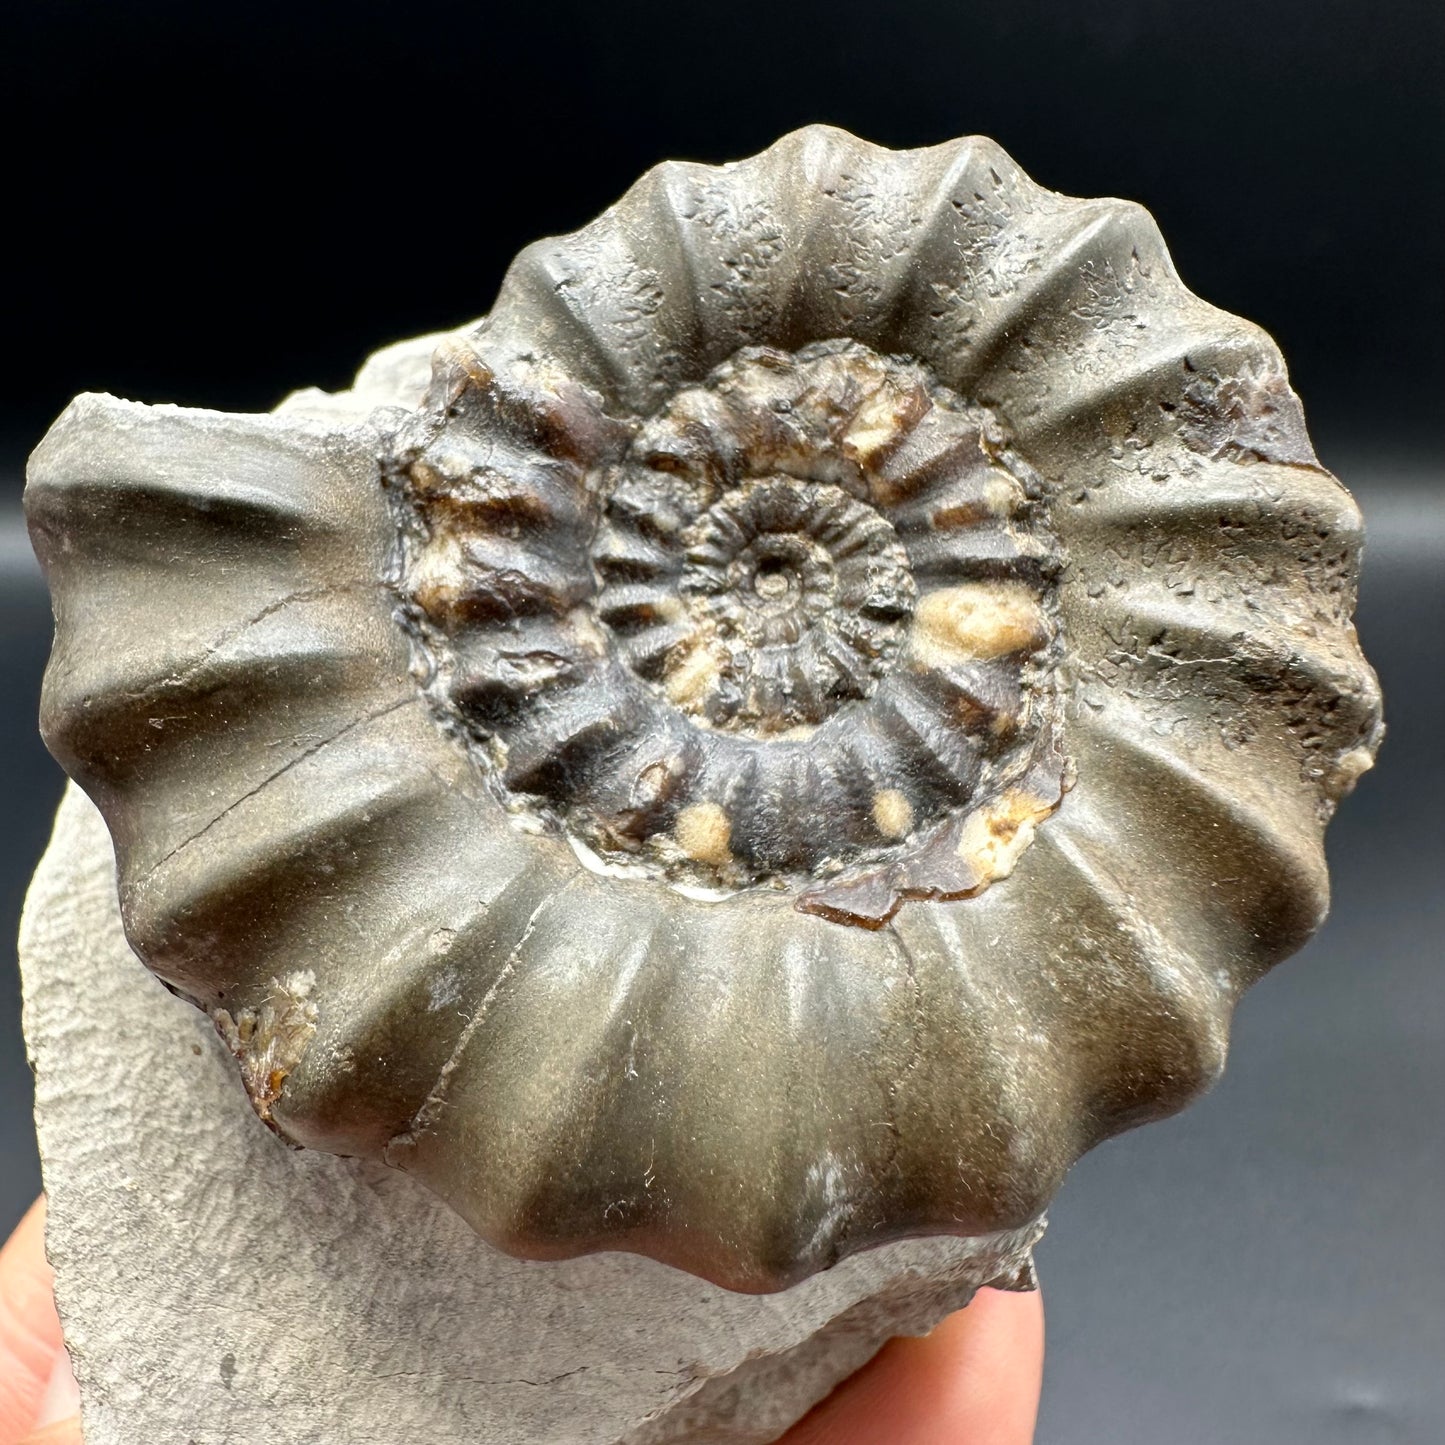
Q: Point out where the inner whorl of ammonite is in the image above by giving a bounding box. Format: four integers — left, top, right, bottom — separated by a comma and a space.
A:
600, 462, 916, 735
396, 339, 1067, 915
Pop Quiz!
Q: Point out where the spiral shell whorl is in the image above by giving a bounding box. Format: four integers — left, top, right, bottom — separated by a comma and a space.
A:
393, 339, 1066, 912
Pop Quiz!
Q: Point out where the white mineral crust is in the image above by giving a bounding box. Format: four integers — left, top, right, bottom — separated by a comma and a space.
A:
20, 786, 1041, 1445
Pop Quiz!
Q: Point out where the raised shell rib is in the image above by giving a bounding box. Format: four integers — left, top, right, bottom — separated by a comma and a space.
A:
26, 127, 1381, 1292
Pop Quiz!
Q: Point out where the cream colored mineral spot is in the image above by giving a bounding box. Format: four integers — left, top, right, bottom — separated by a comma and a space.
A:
912, 582, 1049, 664
664, 640, 724, 710
954, 790, 1056, 885
983, 472, 1024, 517
871, 789, 914, 840
674, 802, 733, 868
841, 382, 911, 464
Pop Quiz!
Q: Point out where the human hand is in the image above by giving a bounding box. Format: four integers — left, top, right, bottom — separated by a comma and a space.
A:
1, 1196, 1042, 1444
0, 1200, 80, 1445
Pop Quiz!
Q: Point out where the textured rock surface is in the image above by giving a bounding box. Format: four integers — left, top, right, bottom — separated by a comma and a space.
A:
21, 786, 1042, 1445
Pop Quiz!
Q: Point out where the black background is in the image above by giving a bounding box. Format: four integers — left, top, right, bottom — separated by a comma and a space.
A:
2, 3, 1442, 1441
3, 0, 1441, 476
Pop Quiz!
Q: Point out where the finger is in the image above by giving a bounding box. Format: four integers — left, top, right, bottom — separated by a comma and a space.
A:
779, 1284, 1045, 1444
0, 1199, 69, 1444
30, 1346, 81, 1438
17, 1423, 84, 1445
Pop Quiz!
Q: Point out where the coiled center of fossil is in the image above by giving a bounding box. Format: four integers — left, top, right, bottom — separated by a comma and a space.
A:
598, 476, 914, 735
750, 558, 792, 602
397, 338, 1067, 918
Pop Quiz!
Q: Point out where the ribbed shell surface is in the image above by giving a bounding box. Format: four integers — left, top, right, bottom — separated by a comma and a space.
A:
26, 128, 1381, 1292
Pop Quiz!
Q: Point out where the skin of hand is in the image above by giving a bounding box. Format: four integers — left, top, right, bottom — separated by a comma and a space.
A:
0, 1201, 81, 1445
0, 1197, 1042, 1445
777, 1282, 1044, 1444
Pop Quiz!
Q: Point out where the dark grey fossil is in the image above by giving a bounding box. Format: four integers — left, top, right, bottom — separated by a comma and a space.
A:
25, 127, 1382, 1293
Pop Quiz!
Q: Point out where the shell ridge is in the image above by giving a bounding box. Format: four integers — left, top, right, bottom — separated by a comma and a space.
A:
484, 896, 678, 1258
1051, 362, 1319, 478
888, 899, 1074, 1232
1067, 702, 1330, 975
947, 204, 1126, 389
414, 887, 564, 1131
41, 586, 405, 827
1026, 822, 1232, 1135
489, 242, 645, 400
1052, 456, 1356, 539
854, 135, 1017, 346
620, 163, 709, 401
124, 748, 456, 1004
27, 393, 375, 531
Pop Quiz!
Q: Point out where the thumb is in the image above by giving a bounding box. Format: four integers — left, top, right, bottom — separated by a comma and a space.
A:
780, 1284, 1045, 1444
0, 1200, 81, 1445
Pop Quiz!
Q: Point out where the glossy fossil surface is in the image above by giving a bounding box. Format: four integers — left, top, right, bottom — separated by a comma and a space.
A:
26, 128, 1381, 1292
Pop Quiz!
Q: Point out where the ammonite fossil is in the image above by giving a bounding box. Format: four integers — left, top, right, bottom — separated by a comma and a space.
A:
27, 127, 1382, 1293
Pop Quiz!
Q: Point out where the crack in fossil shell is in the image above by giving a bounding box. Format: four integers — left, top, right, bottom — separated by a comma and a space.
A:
126, 694, 420, 889
388, 876, 584, 1162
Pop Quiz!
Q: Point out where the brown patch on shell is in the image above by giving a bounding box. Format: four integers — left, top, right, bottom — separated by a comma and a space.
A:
798, 724, 1073, 928
212, 972, 319, 1128
1176, 363, 1320, 469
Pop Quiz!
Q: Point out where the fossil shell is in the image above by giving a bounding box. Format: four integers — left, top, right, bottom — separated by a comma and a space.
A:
26, 127, 1382, 1293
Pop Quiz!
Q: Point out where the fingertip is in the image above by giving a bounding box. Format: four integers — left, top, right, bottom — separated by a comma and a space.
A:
920, 1285, 1045, 1436
781, 1283, 1045, 1444
16, 1419, 84, 1445
1, 1198, 69, 1441
32, 1346, 82, 1433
